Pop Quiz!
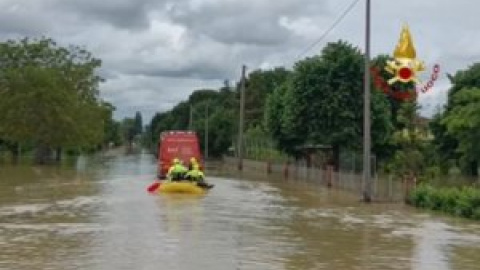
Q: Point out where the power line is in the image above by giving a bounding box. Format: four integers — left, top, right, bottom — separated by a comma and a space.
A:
297, 0, 361, 60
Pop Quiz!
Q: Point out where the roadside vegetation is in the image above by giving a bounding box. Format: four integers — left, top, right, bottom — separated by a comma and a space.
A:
409, 184, 480, 220
147, 40, 480, 177
3, 36, 479, 218
146, 39, 480, 218
0, 37, 142, 163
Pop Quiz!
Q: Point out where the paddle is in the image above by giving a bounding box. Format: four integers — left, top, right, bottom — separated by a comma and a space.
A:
147, 181, 161, 193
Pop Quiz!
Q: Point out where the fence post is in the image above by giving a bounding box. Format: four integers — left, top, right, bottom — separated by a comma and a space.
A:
388, 175, 393, 201
283, 161, 289, 179
402, 173, 417, 202
327, 165, 333, 188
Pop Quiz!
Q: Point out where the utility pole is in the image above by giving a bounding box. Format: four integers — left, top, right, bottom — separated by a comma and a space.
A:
237, 65, 246, 171
363, 0, 372, 202
205, 102, 209, 160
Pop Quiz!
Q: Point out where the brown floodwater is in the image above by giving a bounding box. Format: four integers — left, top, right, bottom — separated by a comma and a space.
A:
0, 152, 479, 270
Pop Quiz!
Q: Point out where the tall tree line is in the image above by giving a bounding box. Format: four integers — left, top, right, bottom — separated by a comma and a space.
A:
0, 37, 119, 163
145, 85, 237, 158
147, 39, 480, 178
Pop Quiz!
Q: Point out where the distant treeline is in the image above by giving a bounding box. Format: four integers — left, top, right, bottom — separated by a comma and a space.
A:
145, 40, 480, 181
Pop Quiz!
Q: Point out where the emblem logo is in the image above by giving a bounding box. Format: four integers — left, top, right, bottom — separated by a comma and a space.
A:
371, 24, 440, 101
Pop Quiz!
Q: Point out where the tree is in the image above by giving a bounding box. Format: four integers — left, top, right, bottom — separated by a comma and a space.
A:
193, 104, 235, 157
430, 112, 459, 174
446, 63, 480, 106
268, 40, 393, 169
147, 87, 237, 158
432, 63, 480, 176
188, 89, 218, 104
370, 54, 415, 130
264, 82, 301, 155
388, 102, 428, 180
188, 92, 236, 158
102, 102, 122, 147
120, 118, 136, 146
0, 37, 106, 163
244, 67, 290, 129
134, 111, 143, 136
441, 88, 480, 176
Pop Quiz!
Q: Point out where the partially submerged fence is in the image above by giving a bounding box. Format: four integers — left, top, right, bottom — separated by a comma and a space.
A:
223, 157, 409, 202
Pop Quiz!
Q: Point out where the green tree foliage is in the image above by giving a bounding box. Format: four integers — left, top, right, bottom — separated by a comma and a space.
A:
409, 184, 480, 220
370, 54, 414, 130
447, 63, 480, 103
188, 89, 219, 104
432, 63, 480, 176
266, 40, 393, 167
0, 37, 108, 162
193, 102, 236, 157
121, 118, 136, 145
370, 56, 433, 178
134, 111, 143, 135
141, 40, 480, 178
264, 83, 299, 155
430, 112, 459, 174
244, 68, 290, 129
147, 87, 236, 158
441, 88, 480, 174
102, 102, 122, 147
388, 101, 427, 178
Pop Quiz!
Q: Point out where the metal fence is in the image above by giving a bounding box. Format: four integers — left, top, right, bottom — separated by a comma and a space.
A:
223, 156, 407, 202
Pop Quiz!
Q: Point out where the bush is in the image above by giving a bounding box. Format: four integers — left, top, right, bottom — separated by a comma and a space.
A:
408, 183, 480, 220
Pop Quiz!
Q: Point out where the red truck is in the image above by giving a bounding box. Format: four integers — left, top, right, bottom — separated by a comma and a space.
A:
156, 130, 203, 179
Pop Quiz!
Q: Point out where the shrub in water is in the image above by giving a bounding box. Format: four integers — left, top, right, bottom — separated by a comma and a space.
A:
408, 184, 480, 220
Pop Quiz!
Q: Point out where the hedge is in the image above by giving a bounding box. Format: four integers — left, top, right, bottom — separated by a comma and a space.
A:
408, 184, 480, 220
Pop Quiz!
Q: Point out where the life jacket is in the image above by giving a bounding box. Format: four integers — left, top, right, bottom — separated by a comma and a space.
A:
186, 167, 204, 181
188, 169, 202, 178
171, 163, 187, 173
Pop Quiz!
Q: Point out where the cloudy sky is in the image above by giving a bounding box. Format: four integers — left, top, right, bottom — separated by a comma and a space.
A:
0, 0, 477, 122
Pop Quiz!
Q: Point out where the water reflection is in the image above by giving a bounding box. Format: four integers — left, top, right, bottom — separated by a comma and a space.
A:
157, 194, 205, 236
411, 221, 451, 270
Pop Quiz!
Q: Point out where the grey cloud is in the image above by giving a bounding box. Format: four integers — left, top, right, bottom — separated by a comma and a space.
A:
0, 15, 48, 36
0, 2, 52, 36
99, 50, 233, 82
110, 43, 278, 82
91, 27, 253, 81
170, 12, 290, 46
0, 0, 479, 120
167, 0, 328, 46
97, 68, 119, 80
100, 74, 221, 121
49, 0, 162, 30
125, 63, 227, 80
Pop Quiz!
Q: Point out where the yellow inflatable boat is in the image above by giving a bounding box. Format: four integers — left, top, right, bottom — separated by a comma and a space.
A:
157, 181, 207, 195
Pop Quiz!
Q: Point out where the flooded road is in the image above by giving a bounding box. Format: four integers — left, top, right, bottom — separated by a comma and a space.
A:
0, 152, 479, 270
